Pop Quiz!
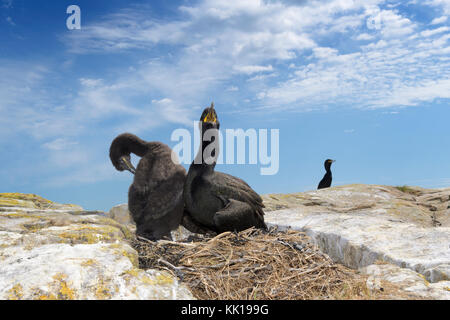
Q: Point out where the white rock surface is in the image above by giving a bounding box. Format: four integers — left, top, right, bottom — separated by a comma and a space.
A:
3, 185, 450, 300
361, 264, 450, 300
263, 184, 450, 299
0, 193, 194, 300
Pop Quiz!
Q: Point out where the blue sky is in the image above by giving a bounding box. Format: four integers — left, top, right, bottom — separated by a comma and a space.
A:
1, 0, 449, 212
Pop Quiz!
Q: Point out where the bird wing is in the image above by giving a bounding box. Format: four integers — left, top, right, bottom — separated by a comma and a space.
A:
210, 172, 266, 224
211, 172, 264, 205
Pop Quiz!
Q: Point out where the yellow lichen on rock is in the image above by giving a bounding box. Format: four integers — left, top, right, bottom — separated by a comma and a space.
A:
0, 198, 24, 207
81, 258, 97, 267
56, 225, 124, 244
124, 268, 140, 278
0, 193, 82, 211
0, 193, 53, 209
95, 216, 135, 240
52, 273, 76, 300
123, 268, 173, 287
135, 271, 175, 286
7, 283, 23, 300
154, 273, 175, 285
37, 294, 58, 300
0, 193, 194, 300
107, 244, 139, 268
94, 277, 113, 299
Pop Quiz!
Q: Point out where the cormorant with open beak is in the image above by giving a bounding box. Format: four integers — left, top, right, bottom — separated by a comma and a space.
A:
183, 103, 267, 233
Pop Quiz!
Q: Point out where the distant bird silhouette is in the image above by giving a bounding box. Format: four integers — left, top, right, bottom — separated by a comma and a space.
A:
109, 133, 186, 240
318, 159, 335, 189
183, 103, 267, 233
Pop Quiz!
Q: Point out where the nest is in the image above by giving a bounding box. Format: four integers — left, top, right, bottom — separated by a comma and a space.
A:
132, 227, 381, 300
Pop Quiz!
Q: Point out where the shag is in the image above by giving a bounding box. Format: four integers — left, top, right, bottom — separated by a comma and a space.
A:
109, 133, 186, 240
317, 159, 335, 189
183, 103, 267, 233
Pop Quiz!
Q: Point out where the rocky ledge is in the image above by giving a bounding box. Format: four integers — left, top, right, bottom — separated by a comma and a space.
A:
0, 193, 193, 300
263, 184, 450, 299
0, 185, 449, 300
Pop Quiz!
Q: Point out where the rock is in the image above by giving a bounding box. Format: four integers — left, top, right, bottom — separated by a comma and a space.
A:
108, 204, 136, 234
3, 186, 449, 300
360, 263, 450, 300
263, 184, 450, 299
0, 193, 194, 300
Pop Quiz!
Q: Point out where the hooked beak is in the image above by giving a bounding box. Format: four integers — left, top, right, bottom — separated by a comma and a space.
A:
120, 156, 136, 174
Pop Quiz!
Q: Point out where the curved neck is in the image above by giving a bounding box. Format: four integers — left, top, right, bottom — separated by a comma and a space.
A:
110, 133, 149, 161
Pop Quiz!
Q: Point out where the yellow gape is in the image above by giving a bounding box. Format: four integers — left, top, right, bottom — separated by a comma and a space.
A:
203, 111, 216, 123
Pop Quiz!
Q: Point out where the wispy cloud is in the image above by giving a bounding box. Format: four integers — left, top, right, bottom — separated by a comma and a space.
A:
233, 65, 274, 75
62, 0, 450, 113
421, 26, 450, 37
42, 138, 79, 151
2, 0, 450, 188
430, 16, 448, 25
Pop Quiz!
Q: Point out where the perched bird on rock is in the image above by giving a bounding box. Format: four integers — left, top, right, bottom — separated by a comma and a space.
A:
109, 133, 186, 240
318, 159, 335, 189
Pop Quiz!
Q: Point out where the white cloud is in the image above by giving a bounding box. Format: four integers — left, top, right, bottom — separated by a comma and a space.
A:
3, 1, 450, 189
421, 26, 450, 37
233, 65, 273, 74
42, 138, 79, 151
6, 1, 450, 124
57, 1, 447, 114
377, 9, 416, 37
374, 79, 450, 107
430, 16, 448, 25
425, 0, 450, 15
356, 33, 375, 40
259, 20, 450, 109
226, 86, 239, 91
79, 78, 103, 87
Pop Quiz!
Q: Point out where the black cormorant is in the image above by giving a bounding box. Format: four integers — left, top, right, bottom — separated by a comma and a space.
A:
109, 133, 186, 240
183, 103, 267, 233
317, 159, 335, 189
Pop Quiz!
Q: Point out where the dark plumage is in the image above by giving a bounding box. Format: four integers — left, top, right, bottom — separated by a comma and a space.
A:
109, 133, 186, 240
317, 159, 335, 189
183, 103, 267, 233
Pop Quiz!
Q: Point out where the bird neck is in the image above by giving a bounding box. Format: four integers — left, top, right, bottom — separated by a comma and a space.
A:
110, 133, 149, 161
192, 129, 219, 173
